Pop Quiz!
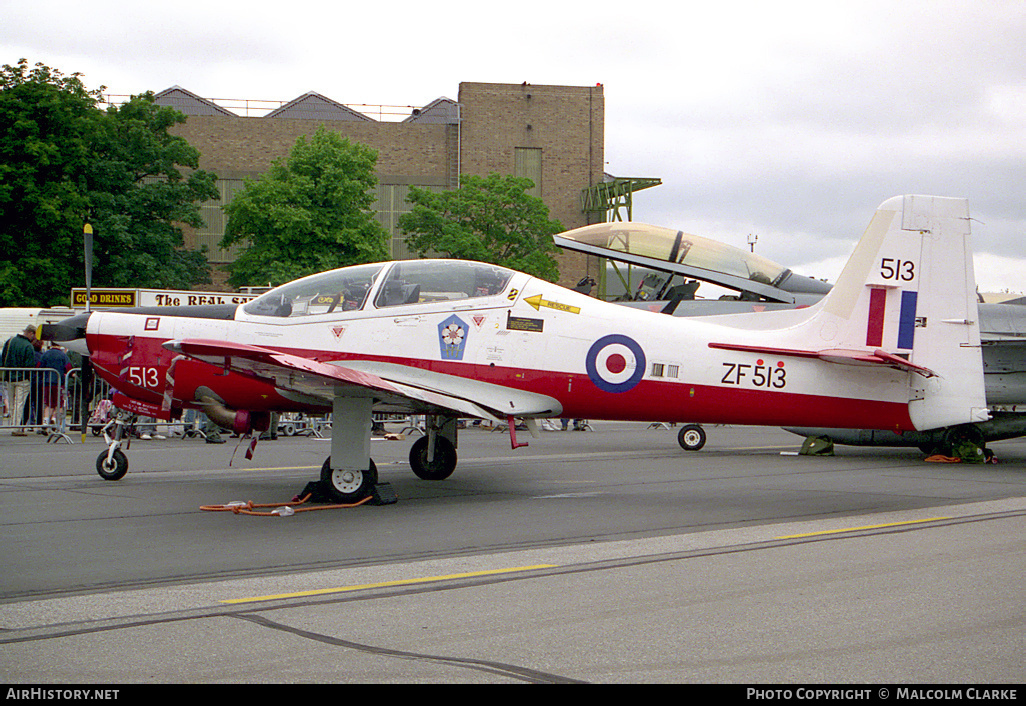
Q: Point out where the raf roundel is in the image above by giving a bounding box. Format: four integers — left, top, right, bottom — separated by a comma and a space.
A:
586, 334, 646, 393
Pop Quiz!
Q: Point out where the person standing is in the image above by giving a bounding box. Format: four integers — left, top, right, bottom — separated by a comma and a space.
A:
2, 326, 38, 436
25, 337, 44, 429
39, 343, 71, 429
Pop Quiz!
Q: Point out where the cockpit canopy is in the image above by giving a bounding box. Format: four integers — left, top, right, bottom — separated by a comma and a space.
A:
558, 222, 789, 286
242, 260, 516, 318
554, 222, 832, 302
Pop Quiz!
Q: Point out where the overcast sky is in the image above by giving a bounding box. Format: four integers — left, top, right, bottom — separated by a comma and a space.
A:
6, 0, 1025, 292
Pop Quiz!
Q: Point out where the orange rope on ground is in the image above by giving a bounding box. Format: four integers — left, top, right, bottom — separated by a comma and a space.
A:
201, 493, 373, 516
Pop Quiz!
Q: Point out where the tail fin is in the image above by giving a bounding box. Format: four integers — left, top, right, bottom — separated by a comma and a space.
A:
709, 195, 987, 431
818, 195, 988, 429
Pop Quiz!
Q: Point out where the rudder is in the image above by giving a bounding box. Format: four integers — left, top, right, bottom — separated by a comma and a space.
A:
900, 196, 987, 429
818, 195, 987, 430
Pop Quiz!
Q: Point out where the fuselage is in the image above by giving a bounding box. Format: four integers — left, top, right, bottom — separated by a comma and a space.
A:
85, 259, 916, 432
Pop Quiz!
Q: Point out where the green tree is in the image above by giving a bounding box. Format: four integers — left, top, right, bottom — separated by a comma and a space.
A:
220, 127, 389, 287
0, 60, 100, 306
398, 173, 563, 281
0, 59, 216, 306
87, 93, 216, 289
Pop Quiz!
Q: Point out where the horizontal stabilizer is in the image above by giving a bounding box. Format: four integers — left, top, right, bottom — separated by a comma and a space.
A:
707, 342, 937, 377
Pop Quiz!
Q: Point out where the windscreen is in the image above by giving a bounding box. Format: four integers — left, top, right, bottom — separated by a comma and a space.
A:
373, 260, 515, 307
242, 263, 386, 317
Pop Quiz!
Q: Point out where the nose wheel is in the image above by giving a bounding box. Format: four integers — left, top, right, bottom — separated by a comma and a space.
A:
96, 448, 129, 481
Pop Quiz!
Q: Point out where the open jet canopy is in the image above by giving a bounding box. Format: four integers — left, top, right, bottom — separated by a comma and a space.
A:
555, 222, 831, 303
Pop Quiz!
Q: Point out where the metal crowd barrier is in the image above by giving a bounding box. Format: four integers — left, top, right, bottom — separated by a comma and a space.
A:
1, 366, 112, 442
4, 367, 429, 441
64, 367, 113, 435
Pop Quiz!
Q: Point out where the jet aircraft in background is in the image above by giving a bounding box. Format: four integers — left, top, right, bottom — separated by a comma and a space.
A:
43, 195, 988, 501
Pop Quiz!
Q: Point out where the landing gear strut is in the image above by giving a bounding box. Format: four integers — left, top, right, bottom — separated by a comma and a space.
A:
315, 394, 387, 503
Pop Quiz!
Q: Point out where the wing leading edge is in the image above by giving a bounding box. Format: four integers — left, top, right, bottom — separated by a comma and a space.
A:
164, 339, 562, 422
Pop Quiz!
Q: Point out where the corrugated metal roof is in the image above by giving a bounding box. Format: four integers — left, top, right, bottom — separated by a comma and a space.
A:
403, 97, 459, 124
154, 86, 237, 117
265, 91, 373, 121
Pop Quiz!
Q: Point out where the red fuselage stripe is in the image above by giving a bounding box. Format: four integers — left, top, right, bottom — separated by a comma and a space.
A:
89, 332, 915, 432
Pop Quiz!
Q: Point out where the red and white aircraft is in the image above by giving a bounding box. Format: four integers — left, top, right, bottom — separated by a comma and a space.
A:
44, 195, 988, 502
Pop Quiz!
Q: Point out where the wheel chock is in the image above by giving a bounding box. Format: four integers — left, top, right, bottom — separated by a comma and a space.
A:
370, 482, 398, 505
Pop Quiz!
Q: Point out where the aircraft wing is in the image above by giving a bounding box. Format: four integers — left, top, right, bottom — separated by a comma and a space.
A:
165, 339, 562, 422
708, 342, 937, 378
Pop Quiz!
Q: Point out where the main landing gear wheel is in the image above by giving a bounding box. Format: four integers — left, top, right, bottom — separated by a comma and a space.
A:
409, 435, 457, 480
677, 424, 707, 451
96, 449, 129, 481
944, 424, 985, 450
320, 457, 378, 503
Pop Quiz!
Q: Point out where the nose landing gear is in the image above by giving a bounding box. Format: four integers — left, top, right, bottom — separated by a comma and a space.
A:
95, 413, 131, 481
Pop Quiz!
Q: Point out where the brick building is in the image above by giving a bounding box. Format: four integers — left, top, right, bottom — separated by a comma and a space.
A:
158, 82, 606, 289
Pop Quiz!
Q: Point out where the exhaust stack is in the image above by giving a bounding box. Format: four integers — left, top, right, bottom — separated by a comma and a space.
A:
197, 396, 270, 436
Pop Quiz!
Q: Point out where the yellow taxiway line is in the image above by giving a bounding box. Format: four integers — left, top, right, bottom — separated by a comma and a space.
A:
774, 517, 950, 540
222, 518, 953, 603
220, 564, 558, 604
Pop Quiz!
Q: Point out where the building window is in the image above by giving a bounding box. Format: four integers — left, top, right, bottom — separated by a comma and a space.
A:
195, 178, 246, 263
515, 147, 542, 198
373, 183, 446, 259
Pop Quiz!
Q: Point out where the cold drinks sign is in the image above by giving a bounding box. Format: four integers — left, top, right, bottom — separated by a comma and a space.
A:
71, 288, 256, 309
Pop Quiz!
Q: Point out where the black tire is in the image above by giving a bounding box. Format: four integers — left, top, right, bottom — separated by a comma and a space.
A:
96, 449, 129, 481
677, 424, 707, 451
409, 435, 457, 480
943, 424, 985, 449
320, 457, 377, 503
